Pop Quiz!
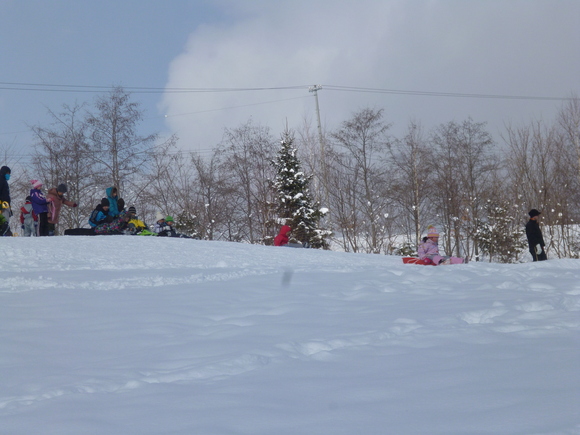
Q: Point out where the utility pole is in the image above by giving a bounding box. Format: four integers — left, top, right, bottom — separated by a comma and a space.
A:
309, 85, 328, 206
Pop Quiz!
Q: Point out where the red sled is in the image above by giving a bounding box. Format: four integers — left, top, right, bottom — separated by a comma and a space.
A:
402, 257, 435, 266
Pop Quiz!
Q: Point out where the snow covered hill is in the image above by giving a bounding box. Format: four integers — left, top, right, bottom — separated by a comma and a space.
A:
1, 237, 579, 434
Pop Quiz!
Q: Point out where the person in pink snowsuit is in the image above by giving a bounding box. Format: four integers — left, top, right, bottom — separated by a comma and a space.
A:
418, 225, 464, 265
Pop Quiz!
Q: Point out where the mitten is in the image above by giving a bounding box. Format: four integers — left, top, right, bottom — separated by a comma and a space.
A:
535, 244, 542, 254
72, 203, 78, 207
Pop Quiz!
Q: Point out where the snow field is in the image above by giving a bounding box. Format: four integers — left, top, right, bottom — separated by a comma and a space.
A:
0, 237, 579, 434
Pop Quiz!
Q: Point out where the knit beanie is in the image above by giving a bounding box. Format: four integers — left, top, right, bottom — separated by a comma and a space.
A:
156, 212, 165, 221
427, 225, 439, 238
31, 179, 43, 189
128, 206, 137, 215
165, 215, 174, 222
100, 198, 110, 207
57, 183, 68, 193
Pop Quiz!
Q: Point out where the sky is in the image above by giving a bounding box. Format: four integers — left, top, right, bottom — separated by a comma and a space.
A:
1, 236, 579, 434
1, 0, 579, 163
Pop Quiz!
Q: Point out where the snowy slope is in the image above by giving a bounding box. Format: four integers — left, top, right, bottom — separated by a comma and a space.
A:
1, 237, 579, 435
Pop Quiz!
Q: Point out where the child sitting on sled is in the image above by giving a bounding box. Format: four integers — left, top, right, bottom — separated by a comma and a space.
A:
125, 206, 156, 236
418, 226, 464, 265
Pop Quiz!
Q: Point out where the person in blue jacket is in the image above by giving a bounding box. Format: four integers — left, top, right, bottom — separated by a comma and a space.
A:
105, 186, 120, 218
89, 198, 111, 228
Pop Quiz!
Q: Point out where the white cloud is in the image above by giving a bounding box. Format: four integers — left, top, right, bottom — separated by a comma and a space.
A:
161, 0, 580, 152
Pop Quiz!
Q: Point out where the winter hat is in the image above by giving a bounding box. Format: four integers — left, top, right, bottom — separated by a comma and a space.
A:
427, 225, 439, 238
165, 215, 174, 222
128, 206, 137, 215
57, 183, 68, 193
156, 212, 165, 221
31, 179, 43, 189
100, 197, 110, 207
528, 209, 541, 218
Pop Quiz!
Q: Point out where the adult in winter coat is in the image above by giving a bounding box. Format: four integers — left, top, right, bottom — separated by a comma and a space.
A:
274, 225, 291, 246
525, 209, 547, 261
30, 180, 52, 236
417, 225, 464, 265
106, 186, 120, 218
0, 166, 12, 234
19, 196, 37, 237
47, 183, 77, 235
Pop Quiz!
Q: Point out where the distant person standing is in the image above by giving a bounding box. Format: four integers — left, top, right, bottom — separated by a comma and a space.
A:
525, 209, 547, 261
47, 183, 78, 235
30, 179, 52, 237
0, 166, 12, 235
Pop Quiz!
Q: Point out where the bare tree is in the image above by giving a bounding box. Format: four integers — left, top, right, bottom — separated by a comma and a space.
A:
30, 103, 95, 232
389, 120, 433, 248
329, 108, 394, 253
190, 150, 234, 240
86, 86, 157, 196
430, 118, 497, 258
218, 120, 277, 243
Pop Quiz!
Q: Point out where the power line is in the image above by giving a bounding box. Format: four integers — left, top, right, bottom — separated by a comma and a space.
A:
0, 81, 574, 101
0, 82, 311, 94
322, 85, 573, 101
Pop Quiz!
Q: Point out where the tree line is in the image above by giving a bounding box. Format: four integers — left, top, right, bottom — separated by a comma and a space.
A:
3, 87, 579, 262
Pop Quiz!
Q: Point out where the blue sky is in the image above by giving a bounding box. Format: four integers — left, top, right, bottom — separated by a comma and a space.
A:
1, 0, 579, 163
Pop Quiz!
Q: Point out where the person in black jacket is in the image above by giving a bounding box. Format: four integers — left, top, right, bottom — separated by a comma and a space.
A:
525, 209, 547, 261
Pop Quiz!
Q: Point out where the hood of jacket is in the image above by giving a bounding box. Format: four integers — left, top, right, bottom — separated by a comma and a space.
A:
278, 225, 291, 236
106, 186, 117, 198
0, 166, 10, 176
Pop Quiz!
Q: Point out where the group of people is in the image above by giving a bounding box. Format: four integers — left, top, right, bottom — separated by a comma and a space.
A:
87, 188, 190, 237
0, 166, 550, 258
0, 168, 78, 237
0, 170, 187, 238
416, 208, 547, 265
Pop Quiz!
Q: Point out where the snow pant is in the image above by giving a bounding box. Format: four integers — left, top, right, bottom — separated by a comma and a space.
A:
1, 208, 11, 236
431, 255, 464, 265
22, 221, 36, 236
94, 212, 129, 235
37, 212, 49, 236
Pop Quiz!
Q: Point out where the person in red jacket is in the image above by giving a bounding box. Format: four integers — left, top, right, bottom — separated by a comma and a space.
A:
274, 225, 291, 246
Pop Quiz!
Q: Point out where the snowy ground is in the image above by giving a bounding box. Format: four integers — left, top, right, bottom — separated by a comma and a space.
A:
1, 237, 579, 435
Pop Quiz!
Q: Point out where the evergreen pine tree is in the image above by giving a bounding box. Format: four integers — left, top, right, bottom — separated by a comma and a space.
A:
272, 131, 330, 248
474, 200, 526, 263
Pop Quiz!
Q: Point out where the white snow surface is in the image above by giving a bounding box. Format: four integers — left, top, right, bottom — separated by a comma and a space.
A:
1, 237, 579, 435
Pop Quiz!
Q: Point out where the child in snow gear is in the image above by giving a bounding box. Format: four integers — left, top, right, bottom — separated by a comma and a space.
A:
106, 186, 121, 218
274, 225, 291, 246
88, 198, 131, 235
525, 209, 547, 261
20, 196, 38, 237
89, 198, 112, 227
417, 226, 464, 265
30, 180, 52, 236
155, 215, 190, 238
0, 202, 10, 236
153, 213, 166, 233
125, 206, 156, 236
0, 166, 11, 234
47, 183, 77, 236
